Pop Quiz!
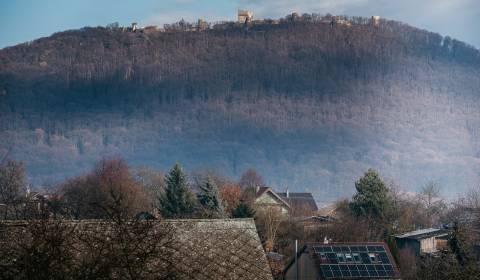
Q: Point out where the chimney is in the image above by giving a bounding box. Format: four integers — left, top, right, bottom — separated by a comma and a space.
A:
286, 187, 289, 198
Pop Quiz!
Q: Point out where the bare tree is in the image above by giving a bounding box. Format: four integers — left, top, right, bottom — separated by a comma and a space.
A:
59, 157, 149, 219
255, 207, 283, 252
239, 169, 264, 190
0, 160, 26, 220
419, 181, 445, 227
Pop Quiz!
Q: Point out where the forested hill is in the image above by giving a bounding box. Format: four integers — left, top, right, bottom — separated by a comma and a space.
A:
1, 15, 480, 203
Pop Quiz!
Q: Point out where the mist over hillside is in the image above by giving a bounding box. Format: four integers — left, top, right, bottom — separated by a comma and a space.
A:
1, 14, 480, 203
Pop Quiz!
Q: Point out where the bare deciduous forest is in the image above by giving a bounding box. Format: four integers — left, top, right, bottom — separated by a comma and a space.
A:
1, 14, 480, 201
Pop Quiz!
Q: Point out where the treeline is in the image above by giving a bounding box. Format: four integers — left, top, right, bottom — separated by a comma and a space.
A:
0, 14, 479, 116
0, 157, 261, 221
0, 158, 273, 279
2, 158, 480, 279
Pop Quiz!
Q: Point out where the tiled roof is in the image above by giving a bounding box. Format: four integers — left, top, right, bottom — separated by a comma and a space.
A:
0, 219, 273, 280
277, 192, 318, 212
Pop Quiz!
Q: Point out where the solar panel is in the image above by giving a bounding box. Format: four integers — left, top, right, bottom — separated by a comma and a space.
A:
332, 246, 342, 253
357, 246, 368, 252
326, 253, 337, 263
332, 270, 341, 277
375, 246, 386, 252
351, 271, 360, 277
323, 268, 333, 278
367, 246, 377, 252
379, 252, 390, 263
313, 246, 323, 253
384, 264, 394, 271
360, 253, 371, 264
341, 246, 350, 253
314, 244, 397, 278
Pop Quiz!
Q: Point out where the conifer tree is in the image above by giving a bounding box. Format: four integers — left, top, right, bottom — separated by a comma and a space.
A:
198, 176, 225, 217
349, 168, 392, 220
449, 222, 473, 267
158, 163, 195, 218
232, 200, 255, 218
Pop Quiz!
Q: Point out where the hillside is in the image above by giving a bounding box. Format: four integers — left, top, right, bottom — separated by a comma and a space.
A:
1, 15, 480, 203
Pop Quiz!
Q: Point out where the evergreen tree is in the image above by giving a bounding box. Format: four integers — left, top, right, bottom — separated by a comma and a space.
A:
232, 200, 255, 218
158, 163, 195, 218
198, 176, 225, 217
349, 168, 392, 220
448, 222, 473, 267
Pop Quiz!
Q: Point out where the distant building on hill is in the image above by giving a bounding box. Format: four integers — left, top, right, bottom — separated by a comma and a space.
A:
197, 19, 208, 31
238, 9, 253, 24
372, 16, 381, 26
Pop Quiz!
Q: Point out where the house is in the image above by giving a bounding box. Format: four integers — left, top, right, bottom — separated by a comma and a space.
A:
277, 190, 318, 215
395, 228, 449, 256
131, 22, 138, 32
284, 242, 401, 279
197, 19, 208, 31
254, 187, 291, 215
0, 218, 273, 280
238, 9, 253, 24
254, 187, 319, 216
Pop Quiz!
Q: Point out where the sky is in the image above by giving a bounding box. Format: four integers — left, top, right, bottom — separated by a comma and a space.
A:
0, 0, 479, 49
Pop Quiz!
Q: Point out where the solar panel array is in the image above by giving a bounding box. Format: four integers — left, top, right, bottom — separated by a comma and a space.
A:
312, 244, 398, 279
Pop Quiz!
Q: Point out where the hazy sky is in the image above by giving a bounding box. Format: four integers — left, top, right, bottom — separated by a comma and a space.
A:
1, 0, 479, 49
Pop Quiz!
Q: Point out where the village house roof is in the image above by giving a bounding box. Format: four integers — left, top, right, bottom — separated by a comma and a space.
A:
255, 187, 291, 209
284, 242, 400, 279
0, 218, 273, 280
277, 192, 318, 212
394, 228, 449, 240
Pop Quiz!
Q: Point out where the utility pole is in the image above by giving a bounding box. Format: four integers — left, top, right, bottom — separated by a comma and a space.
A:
295, 239, 298, 280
